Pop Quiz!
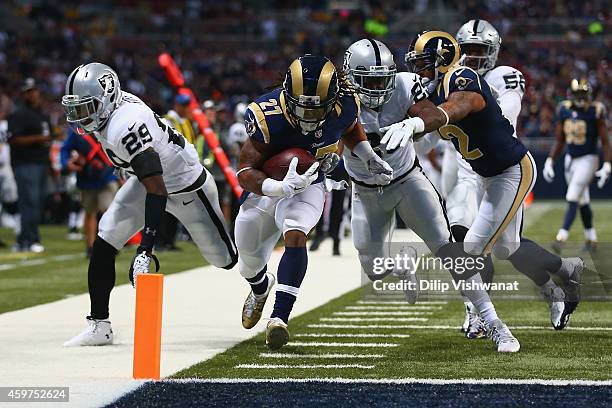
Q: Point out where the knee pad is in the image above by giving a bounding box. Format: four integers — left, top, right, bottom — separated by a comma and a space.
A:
491, 241, 519, 260
221, 252, 238, 270
238, 255, 267, 279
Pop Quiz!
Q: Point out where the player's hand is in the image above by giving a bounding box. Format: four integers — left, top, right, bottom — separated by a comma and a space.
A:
319, 152, 340, 174
324, 178, 348, 192
380, 118, 425, 151
129, 250, 160, 288
367, 156, 393, 185
595, 162, 611, 189
543, 157, 555, 183
281, 157, 319, 197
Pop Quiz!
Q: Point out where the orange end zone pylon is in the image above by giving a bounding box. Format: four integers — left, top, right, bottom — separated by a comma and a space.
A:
133, 273, 164, 380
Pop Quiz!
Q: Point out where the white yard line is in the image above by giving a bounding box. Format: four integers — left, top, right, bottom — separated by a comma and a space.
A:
0, 239, 363, 408
168, 377, 612, 386
259, 353, 385, 359
287, 341, 399, 348
294, 333, 411, 339
346, 306, 442, 310
320, 317, 429, 322
333, 311, 433, 316
236, 364, 375, 369
308, 324, 612, 331
357, 301, 449, 305
0, 253, 83, 271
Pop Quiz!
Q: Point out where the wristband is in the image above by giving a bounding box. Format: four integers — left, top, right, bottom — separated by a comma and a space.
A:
437, 106, 450, 126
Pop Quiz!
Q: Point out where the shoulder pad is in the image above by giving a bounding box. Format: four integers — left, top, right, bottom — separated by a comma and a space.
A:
442, 66, 482, 99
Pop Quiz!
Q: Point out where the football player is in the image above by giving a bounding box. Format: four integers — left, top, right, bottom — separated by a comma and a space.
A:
345, 38, 520, 352
403, 31, 585, 337
236, 55, 393, 350
544, 79, 610, 253
62, 63, 237, 346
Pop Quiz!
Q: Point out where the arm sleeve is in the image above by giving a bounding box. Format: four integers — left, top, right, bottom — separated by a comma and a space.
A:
130, 147, 163, 180
414, 132, 441, 155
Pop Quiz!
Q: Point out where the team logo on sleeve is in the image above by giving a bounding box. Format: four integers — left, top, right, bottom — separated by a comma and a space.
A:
245, 116, 256, 136
455, 76, 473, 90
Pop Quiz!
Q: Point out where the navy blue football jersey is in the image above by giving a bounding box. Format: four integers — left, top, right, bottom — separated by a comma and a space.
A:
556, 100, 605, 158
245, 88, 359, 164
429, 66, 528, 177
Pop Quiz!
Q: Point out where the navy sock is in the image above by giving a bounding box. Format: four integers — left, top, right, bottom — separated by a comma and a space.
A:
562, 201, 578, 231
271, 246, 308, 323
580, 204, 593, 229
246, 266, 269, 296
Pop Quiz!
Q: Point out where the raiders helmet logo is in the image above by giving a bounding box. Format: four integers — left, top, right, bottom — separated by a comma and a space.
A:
98, 73, 116, 95
455, 76, 473, 90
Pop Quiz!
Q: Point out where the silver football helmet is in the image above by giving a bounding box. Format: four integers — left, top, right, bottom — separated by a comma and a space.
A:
62, 63, 122, 132
456, 20, 501, 75
234, 102, 248, 123
344, 39, 396, 109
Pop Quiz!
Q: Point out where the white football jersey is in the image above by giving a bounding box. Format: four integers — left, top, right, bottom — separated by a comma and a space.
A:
484, 65, 525, 130
95, 92, 203, 193
344, 72, 427, 184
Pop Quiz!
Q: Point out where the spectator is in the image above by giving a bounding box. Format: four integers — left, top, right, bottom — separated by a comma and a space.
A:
7, 78, 55, 252
60, 127, 118, 257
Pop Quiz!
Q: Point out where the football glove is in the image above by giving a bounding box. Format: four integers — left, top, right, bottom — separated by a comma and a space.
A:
129, 251, 160, 288
262, 157, 319, 198
595, 161, 611, 189
319, 152, 341, 174
380, 117, 425, 151
543, 157, 555, 183
367, 156, 393, 185
324, 177, 348, 192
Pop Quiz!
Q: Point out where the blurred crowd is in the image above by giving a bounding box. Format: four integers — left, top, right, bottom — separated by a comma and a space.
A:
0, 0, 609, 252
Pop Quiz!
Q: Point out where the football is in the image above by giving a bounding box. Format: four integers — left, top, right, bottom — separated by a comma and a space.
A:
261, 148, 316, 180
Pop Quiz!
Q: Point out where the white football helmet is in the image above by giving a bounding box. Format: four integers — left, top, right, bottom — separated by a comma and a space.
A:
344, 39, 396, 109
234, 102, 248, 123
456, 19, 501, 75
62, 63, 122, 132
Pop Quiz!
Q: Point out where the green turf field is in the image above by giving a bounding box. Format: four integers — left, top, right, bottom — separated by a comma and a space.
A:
0, 225, 207, 313
173, 200, 612, 380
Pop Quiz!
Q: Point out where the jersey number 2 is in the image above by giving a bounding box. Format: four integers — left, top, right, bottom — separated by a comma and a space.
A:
438, 125, 483, 160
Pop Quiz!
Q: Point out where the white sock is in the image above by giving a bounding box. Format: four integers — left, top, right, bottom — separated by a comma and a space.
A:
556, 229, 569, 242
477, 301, 499, 325
585, 228, 597, 242
460, 273, 498, 324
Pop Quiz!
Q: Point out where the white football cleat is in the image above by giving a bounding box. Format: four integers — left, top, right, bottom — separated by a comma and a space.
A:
540, 284, 566, 329
63, 317, 114, 347
465, 309, 486, 339
461, 305, 470, 333
266, 317, 289, 351
487, 319, 520, 353
242, 273, 275, 329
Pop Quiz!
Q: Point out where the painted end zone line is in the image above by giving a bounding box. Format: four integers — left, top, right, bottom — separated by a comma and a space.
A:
333, 311, 433, 316
259, 353, 385, 359
167, 378, 612, 386
308, 324, 612, 331
357, 301, 448, 305
346, 306, 442, 310
294, 333, 411, 339
320, 317, 428, 322
288, 341, 399, 348
236, 364, 375, 369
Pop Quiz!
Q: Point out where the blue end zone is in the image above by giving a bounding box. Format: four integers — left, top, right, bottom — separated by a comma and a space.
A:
107, 381, 612, 407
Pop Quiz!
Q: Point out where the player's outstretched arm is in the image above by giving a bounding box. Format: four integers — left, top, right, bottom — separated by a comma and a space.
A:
342, 121, 393, 185
408, 92, 486, 133
128, 148, 166, 287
